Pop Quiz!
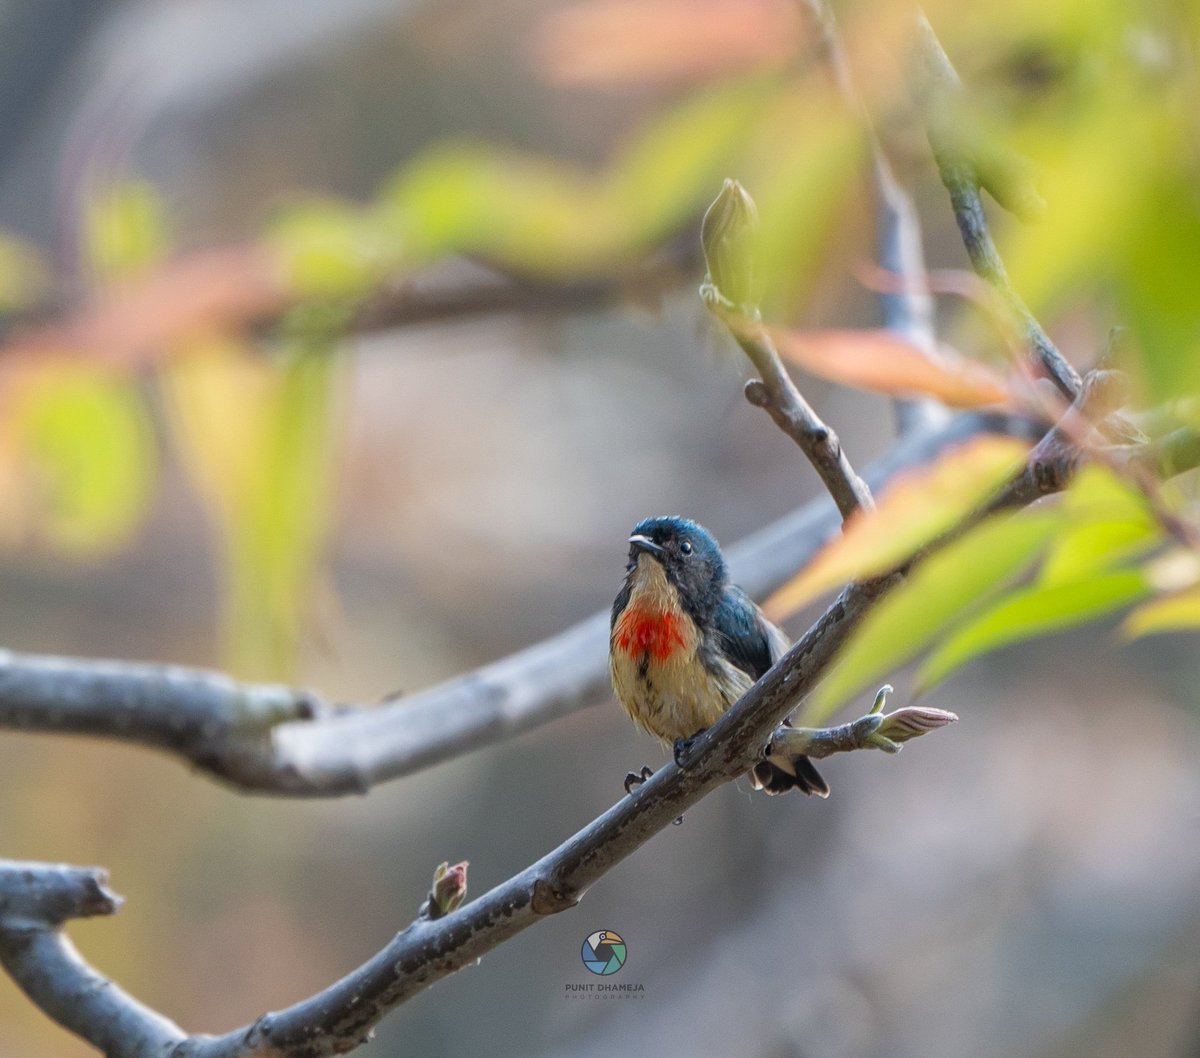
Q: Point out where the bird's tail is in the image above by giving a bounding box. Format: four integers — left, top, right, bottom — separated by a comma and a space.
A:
750, 751, 829, 797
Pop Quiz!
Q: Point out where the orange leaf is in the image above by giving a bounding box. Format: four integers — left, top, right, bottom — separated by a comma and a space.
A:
2, 245, 289, 367
768, 326, 1013, 408
535, 0, 802, 88
765, 435, 1031, 619
1122, 585, 1200, 639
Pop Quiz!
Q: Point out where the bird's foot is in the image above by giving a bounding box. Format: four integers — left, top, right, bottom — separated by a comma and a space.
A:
623, 765, 655, 794
624, 765, 683, 823
672, 728, 707, 768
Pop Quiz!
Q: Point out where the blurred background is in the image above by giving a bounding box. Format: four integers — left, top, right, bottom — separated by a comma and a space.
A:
0, 0, 1199, 1056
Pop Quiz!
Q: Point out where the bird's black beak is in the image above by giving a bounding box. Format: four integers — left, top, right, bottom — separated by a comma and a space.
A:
628, 533, 665, 559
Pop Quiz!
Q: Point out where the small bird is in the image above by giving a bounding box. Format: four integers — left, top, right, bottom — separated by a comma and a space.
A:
609, 516, 828, 797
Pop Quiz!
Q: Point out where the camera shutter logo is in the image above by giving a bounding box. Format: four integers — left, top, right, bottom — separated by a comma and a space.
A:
580, 930, 627, 975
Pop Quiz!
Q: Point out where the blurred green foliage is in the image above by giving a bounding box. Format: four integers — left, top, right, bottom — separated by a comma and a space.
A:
0, 232, 49, 313
790, 0, 1200, 716
930, 0, 1200, 405
802, 465, 1171, 719
83, 180, 169, 281
163, 335, 337, 678
771, 437, 1032, 618
802, 509, 1064, 724
1, 0, 1199, 685
5, 367, 156, 556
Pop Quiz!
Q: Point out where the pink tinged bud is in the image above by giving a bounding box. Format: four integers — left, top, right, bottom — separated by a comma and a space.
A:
701, 178, 761, 310
864, 688, 957, 753
876, 706, 958, 743
424, 860, 469, 920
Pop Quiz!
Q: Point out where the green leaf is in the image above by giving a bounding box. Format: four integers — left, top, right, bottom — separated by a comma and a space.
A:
225, 346, 335, 676
164, 338, 336, 677
83, 180, 169, 281
1118, 166, 1200, 405
0, 231, 50, 312
1038, 465, 1159, 585
1039, 518, 1159, 586
271, 199, 390, 299
916, 568, 1150, 692
604, 76, 772, 244
746, 98, 864, 314
375, 77, 768, 275
14, 369, 156, 555
378, 143, 597, 272
1057, 462, 1150, 519
800, 509, 1061, 724
767, 436, 1030, 618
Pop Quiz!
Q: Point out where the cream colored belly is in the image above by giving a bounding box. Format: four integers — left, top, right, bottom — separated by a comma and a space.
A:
610, 646, 753, 745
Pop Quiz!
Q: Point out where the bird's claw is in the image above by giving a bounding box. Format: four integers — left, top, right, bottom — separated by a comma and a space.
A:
672, 729, 706, 768
623, 765, 655, 794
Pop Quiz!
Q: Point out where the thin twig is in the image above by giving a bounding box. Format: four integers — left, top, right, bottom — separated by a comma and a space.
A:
699, 172, 872, 521
0, 413, 1007, 794
913, 13, 1082, 403
723, 311, 875, 519
874, 177, 946, 435
802, 0, 944, 435
349, 247, 696, 333
0, 245, 699, 360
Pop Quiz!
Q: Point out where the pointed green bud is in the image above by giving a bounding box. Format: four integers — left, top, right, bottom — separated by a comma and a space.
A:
700, 178, 761, 312
876, 706, 958, 744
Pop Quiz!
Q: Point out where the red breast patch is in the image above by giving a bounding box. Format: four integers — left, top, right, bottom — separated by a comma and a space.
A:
614, 606, 688, 662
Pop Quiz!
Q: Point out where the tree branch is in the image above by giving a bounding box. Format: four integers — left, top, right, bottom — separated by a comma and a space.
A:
730, 315, 875, 519
913, 13, 1083, 404
0, 412, 1011, 796
0, 582, 952, 1057
0, 863, 187, 1056
0, 244, 698, 364
6, 413, 1196, 1056
348, 247, 696, 334
699, 179, 873, 519
802, 0, 944, 436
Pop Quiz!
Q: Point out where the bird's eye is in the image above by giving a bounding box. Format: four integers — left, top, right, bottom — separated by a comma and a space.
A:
680, 540, 693, 555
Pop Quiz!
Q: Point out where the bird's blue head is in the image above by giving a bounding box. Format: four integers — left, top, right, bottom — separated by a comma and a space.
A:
626, 516, 728, 621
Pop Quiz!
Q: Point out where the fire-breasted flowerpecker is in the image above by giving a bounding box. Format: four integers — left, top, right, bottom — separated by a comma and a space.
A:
610, 516, 828, 796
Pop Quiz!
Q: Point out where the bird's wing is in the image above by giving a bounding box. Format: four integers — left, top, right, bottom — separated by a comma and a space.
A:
713, 585, 787, 681
610, 580, 632, 633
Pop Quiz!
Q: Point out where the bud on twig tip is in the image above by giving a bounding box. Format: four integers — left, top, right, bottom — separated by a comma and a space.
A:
421, 860, 469, 920
876, 706, 959, 745
700, 178, 761, 313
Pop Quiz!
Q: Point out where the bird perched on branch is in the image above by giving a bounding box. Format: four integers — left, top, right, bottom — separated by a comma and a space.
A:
610, 516, 828, 797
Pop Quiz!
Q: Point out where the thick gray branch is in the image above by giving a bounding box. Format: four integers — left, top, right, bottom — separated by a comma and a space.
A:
8, 416, 1197, 1057
0, 863, 187, 1057
0, 413, 1006, 796
0, 655, 318, 781
0, 567, 906, 1058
